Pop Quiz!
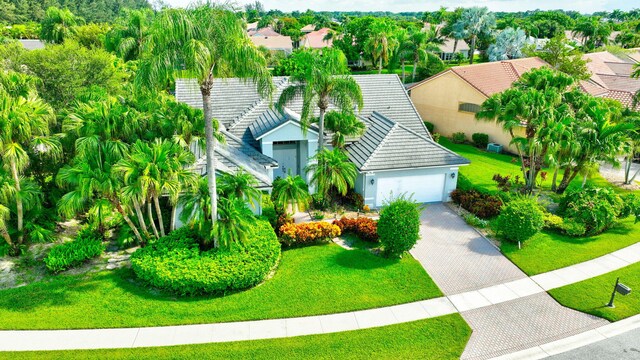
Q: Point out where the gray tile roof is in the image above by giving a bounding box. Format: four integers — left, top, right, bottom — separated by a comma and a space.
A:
18, 39, 45, 50
175, 74, 468, 177
347, 112, 469, 171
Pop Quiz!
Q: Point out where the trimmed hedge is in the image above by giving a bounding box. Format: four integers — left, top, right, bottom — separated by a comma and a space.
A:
333, 217, 379, 242
279, 222, 341, 247
451, 132, 466, 144
450, 189, 503, 219
131, 220, 281, 296
472, 133, 489, 149
44, 229, 105, 273
378, 197, 421, 258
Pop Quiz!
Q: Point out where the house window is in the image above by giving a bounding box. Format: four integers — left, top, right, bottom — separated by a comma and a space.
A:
458, 103, 481, 113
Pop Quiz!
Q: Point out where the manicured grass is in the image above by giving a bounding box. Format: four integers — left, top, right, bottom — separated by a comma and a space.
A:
549, 262, 640, 322
501, 217, 640, 275
0, 315, 471, 360
441, 138, 640, 275
0, 243, 441, 330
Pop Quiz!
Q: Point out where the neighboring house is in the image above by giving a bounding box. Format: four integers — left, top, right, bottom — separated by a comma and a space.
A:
246, 21, 259, 33
250, 35, 294, 55
300, 24, 316, 34
248, 27, 281, 37
438, 38, 470, 61
175, 74, 469, 209
18, 39, 45, 50
300, 28, 333, 49
408, 57, 548, 153
580, 50, 640, 110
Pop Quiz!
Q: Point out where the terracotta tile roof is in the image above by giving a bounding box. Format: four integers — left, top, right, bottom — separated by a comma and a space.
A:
250, 35, 293, 51
301, 28, 333, 49
448, 57, 548, 97
582, 51, 640, 110
248, 27, 282, 37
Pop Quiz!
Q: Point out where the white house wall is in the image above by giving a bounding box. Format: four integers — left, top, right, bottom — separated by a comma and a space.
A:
359, 167, 461, 208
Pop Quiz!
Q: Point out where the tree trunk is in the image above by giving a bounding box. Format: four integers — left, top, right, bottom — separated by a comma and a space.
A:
551, 168, 559, 192
412, 54, 418, 82
154, 195, 166, 237
133, 199, 148, 237
9, 159, 23, 245
557, 167, 578, 194
318, 107, 326, 150
582, 173, 588, 188
508, 129, 529, 185
115, 202, 144, 244
378, 57, 383, 74
147, 202, 159, 239
0, 228, 14, 249
452, 39, 458, 54
469, 36, 476, 65
201, 81, 218, 248
170, 204, 177, 232
401, 60, 406, 83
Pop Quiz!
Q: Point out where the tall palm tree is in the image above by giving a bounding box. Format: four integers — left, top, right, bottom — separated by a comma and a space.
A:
305, 148, 357, 201
323, 111, 366, 148
0, 71, 59, 248
272, 175, 311, 214
136, 5, 272, 248
400, 25, 443, 82
276, 48, 363, 150
453, 7, 496, 64
40, 6, 83, 44
105, 8, 153, 61
365, 19, 399, 74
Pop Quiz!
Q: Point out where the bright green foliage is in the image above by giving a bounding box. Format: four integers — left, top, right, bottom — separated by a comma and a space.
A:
559, 186, 625, 236
378, 195, 421, 258
71, 23, 109, 49
365, 18, 399, 73
306, 148, 357, 201
218, 170, 261, 207
131, 220, 280, 296
471, 133, 489, 148
271, 175, 310, 214
105, 8, 153, 61
453, 7, 496, 64
44, 229, 105, 273
323, 111, 366, 148
39, 6, 83, 44
495, 197, 544, 244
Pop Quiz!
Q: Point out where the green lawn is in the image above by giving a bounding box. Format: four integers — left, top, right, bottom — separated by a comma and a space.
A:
0, 243, 441, 330
441, 138, 640, 275
0, 315, 471, 360
549, 262, 640, 322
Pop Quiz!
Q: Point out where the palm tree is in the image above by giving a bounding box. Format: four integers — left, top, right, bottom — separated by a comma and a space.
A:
365, 19, 399, 74
400, 25, 443, 82
136, 5, 273, 248
0, 71, 59, 248
276, 48, 363, 150
214, 197, 254, 249
572, 17, 612, 50
305, 148, 357, 201
323, 111, 366, 148
218, 170, 261, 208
623, 116, 640, 185
40, 6, 83, 44
453, 7, 496, 64
105, 8, 153, 61
272, 175, 311, 214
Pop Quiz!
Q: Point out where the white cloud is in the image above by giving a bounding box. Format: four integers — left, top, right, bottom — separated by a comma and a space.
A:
163, 0, 636, 13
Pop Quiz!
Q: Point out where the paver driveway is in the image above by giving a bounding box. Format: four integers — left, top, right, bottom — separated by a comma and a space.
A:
411, 204, 607, 360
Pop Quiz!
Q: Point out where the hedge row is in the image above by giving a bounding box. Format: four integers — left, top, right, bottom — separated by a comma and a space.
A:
278, 222, 341, 247
451, 189, 503, 219
333, 217, 378, 242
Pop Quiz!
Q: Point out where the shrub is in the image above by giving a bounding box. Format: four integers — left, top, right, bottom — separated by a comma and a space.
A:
423, 121, 435, 133
450, 189, 503, 219
451, 132, 466, 144
131, 220, 281, 296
463, 213, 488, 228
562, 219, 587, 237
311, 193, 329, 210
363, 205, 371, 213
279, 222, 341, 246
377, 196, 421, 258
333, 217, 379, 242
342, 190, 365, 210
261, 194, 278, 229
542, 213, 564, 232
311, 211, 325, 220
432, 132, 441, 143
559, 186, 624, 236
44, 229, 105, 273
472, 133, 489, 149
495, 198, 544, 244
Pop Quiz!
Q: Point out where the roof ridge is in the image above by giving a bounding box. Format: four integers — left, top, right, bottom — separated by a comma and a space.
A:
228, 77, 289, 131
360, 114, 398, 170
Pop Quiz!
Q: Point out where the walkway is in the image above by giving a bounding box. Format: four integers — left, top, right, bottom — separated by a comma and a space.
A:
412, 204, 608, 359
2, 204, 640, 355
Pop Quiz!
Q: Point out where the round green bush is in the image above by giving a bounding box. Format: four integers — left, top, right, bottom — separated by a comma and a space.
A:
131, 220, 281, 296
377, 196, 421, 258
558, 186, 624, 236
495, 198, 544, 244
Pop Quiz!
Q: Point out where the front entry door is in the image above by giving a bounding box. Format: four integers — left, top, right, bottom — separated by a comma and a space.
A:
273, 143, 298, 178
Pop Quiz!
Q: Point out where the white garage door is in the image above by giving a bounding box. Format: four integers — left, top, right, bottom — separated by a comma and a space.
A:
376, 173, 445, 206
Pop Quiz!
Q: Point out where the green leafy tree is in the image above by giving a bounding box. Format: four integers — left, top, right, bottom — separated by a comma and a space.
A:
277, 48, 363, 150
40, 6, 83, 44
0, 70, 59, 251
136, 5, 273, 248
572, 16, 612, 50
453, 7, 496, 64
105, 8, 153, 61
365, 19, 399, 74
399, 25, 442, 81
72, 23, 109, 49
305, 148, 357, 202
272, 175, 311, 214
526, 34, 590, 80
214, 197, 254, 248
218, 170, 261, 208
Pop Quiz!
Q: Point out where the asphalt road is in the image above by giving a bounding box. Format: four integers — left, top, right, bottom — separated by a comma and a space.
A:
549, 327, 640, 359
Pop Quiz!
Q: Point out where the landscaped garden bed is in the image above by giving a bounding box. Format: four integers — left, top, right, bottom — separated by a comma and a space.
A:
0, 315, 471, 360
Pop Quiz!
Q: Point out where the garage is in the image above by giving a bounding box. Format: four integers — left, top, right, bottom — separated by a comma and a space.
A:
375, 173, 446, 206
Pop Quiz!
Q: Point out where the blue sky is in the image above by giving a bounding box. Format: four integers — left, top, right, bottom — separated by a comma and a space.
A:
163, 0, 637, 13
